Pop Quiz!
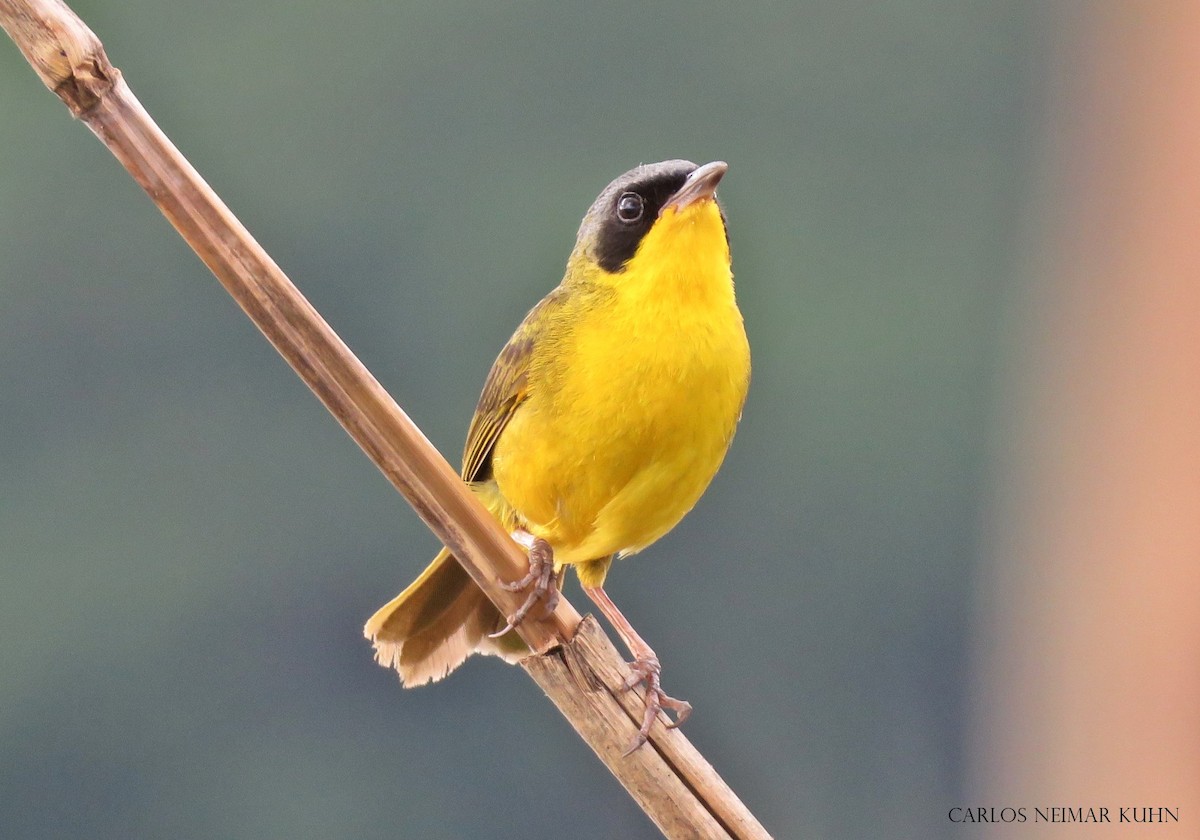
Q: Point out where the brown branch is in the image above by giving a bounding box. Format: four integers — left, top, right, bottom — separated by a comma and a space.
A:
0, 2, 773, 838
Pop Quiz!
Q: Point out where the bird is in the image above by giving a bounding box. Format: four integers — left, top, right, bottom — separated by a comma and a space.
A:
365, 159, 750, 750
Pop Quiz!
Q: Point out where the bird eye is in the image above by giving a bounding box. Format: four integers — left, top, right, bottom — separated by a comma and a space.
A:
616, 192, 644, 223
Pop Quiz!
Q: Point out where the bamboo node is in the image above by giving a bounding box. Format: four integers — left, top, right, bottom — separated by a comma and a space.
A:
0, 0, 119, 115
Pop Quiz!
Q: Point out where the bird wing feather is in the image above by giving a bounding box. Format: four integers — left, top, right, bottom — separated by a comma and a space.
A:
460, 288, 567, 482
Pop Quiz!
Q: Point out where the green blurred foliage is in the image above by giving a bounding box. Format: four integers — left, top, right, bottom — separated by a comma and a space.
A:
1, 2, 1045, 837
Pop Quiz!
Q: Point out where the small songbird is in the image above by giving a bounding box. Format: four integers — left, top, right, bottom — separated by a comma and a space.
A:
365, 160, 750, 749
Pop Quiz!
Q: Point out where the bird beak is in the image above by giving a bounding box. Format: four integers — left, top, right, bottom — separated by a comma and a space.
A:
660, 161, 728, 216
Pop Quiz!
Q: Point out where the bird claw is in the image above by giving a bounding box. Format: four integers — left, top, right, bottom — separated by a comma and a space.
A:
621, 654, 692, 755
488, 537, 558, 638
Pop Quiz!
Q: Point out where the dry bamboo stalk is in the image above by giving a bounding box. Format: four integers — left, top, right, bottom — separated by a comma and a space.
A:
526, 618, 774, 839
0, 2, 774, 837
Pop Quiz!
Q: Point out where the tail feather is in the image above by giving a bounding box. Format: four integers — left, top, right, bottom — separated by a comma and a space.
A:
365, 548, 528, 686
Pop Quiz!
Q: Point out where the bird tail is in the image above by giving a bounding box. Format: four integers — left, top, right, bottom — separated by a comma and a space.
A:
364, 547, 529, 686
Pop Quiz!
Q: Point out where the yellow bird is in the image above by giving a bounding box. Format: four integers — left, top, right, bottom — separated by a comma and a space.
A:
365, 160, 750, 747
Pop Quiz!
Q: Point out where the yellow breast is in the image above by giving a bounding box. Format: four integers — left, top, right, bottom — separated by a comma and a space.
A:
491, 201, 750, 564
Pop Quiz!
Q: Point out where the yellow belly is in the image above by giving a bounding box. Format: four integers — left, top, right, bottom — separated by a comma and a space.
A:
490, 255, 750, 569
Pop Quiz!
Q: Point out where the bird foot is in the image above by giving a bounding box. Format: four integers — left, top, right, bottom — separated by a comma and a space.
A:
621, 654, 692, 755
488, 536, 558, 638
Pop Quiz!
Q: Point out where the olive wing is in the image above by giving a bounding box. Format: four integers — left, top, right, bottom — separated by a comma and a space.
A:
459, 289, 566, 483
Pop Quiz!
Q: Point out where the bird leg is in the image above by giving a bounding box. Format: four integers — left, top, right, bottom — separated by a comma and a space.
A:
582, 584, 692, 754
489, 531, 559, 638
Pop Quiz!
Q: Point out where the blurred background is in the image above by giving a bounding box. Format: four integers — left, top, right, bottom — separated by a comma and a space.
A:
2, 2, 1196, 838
